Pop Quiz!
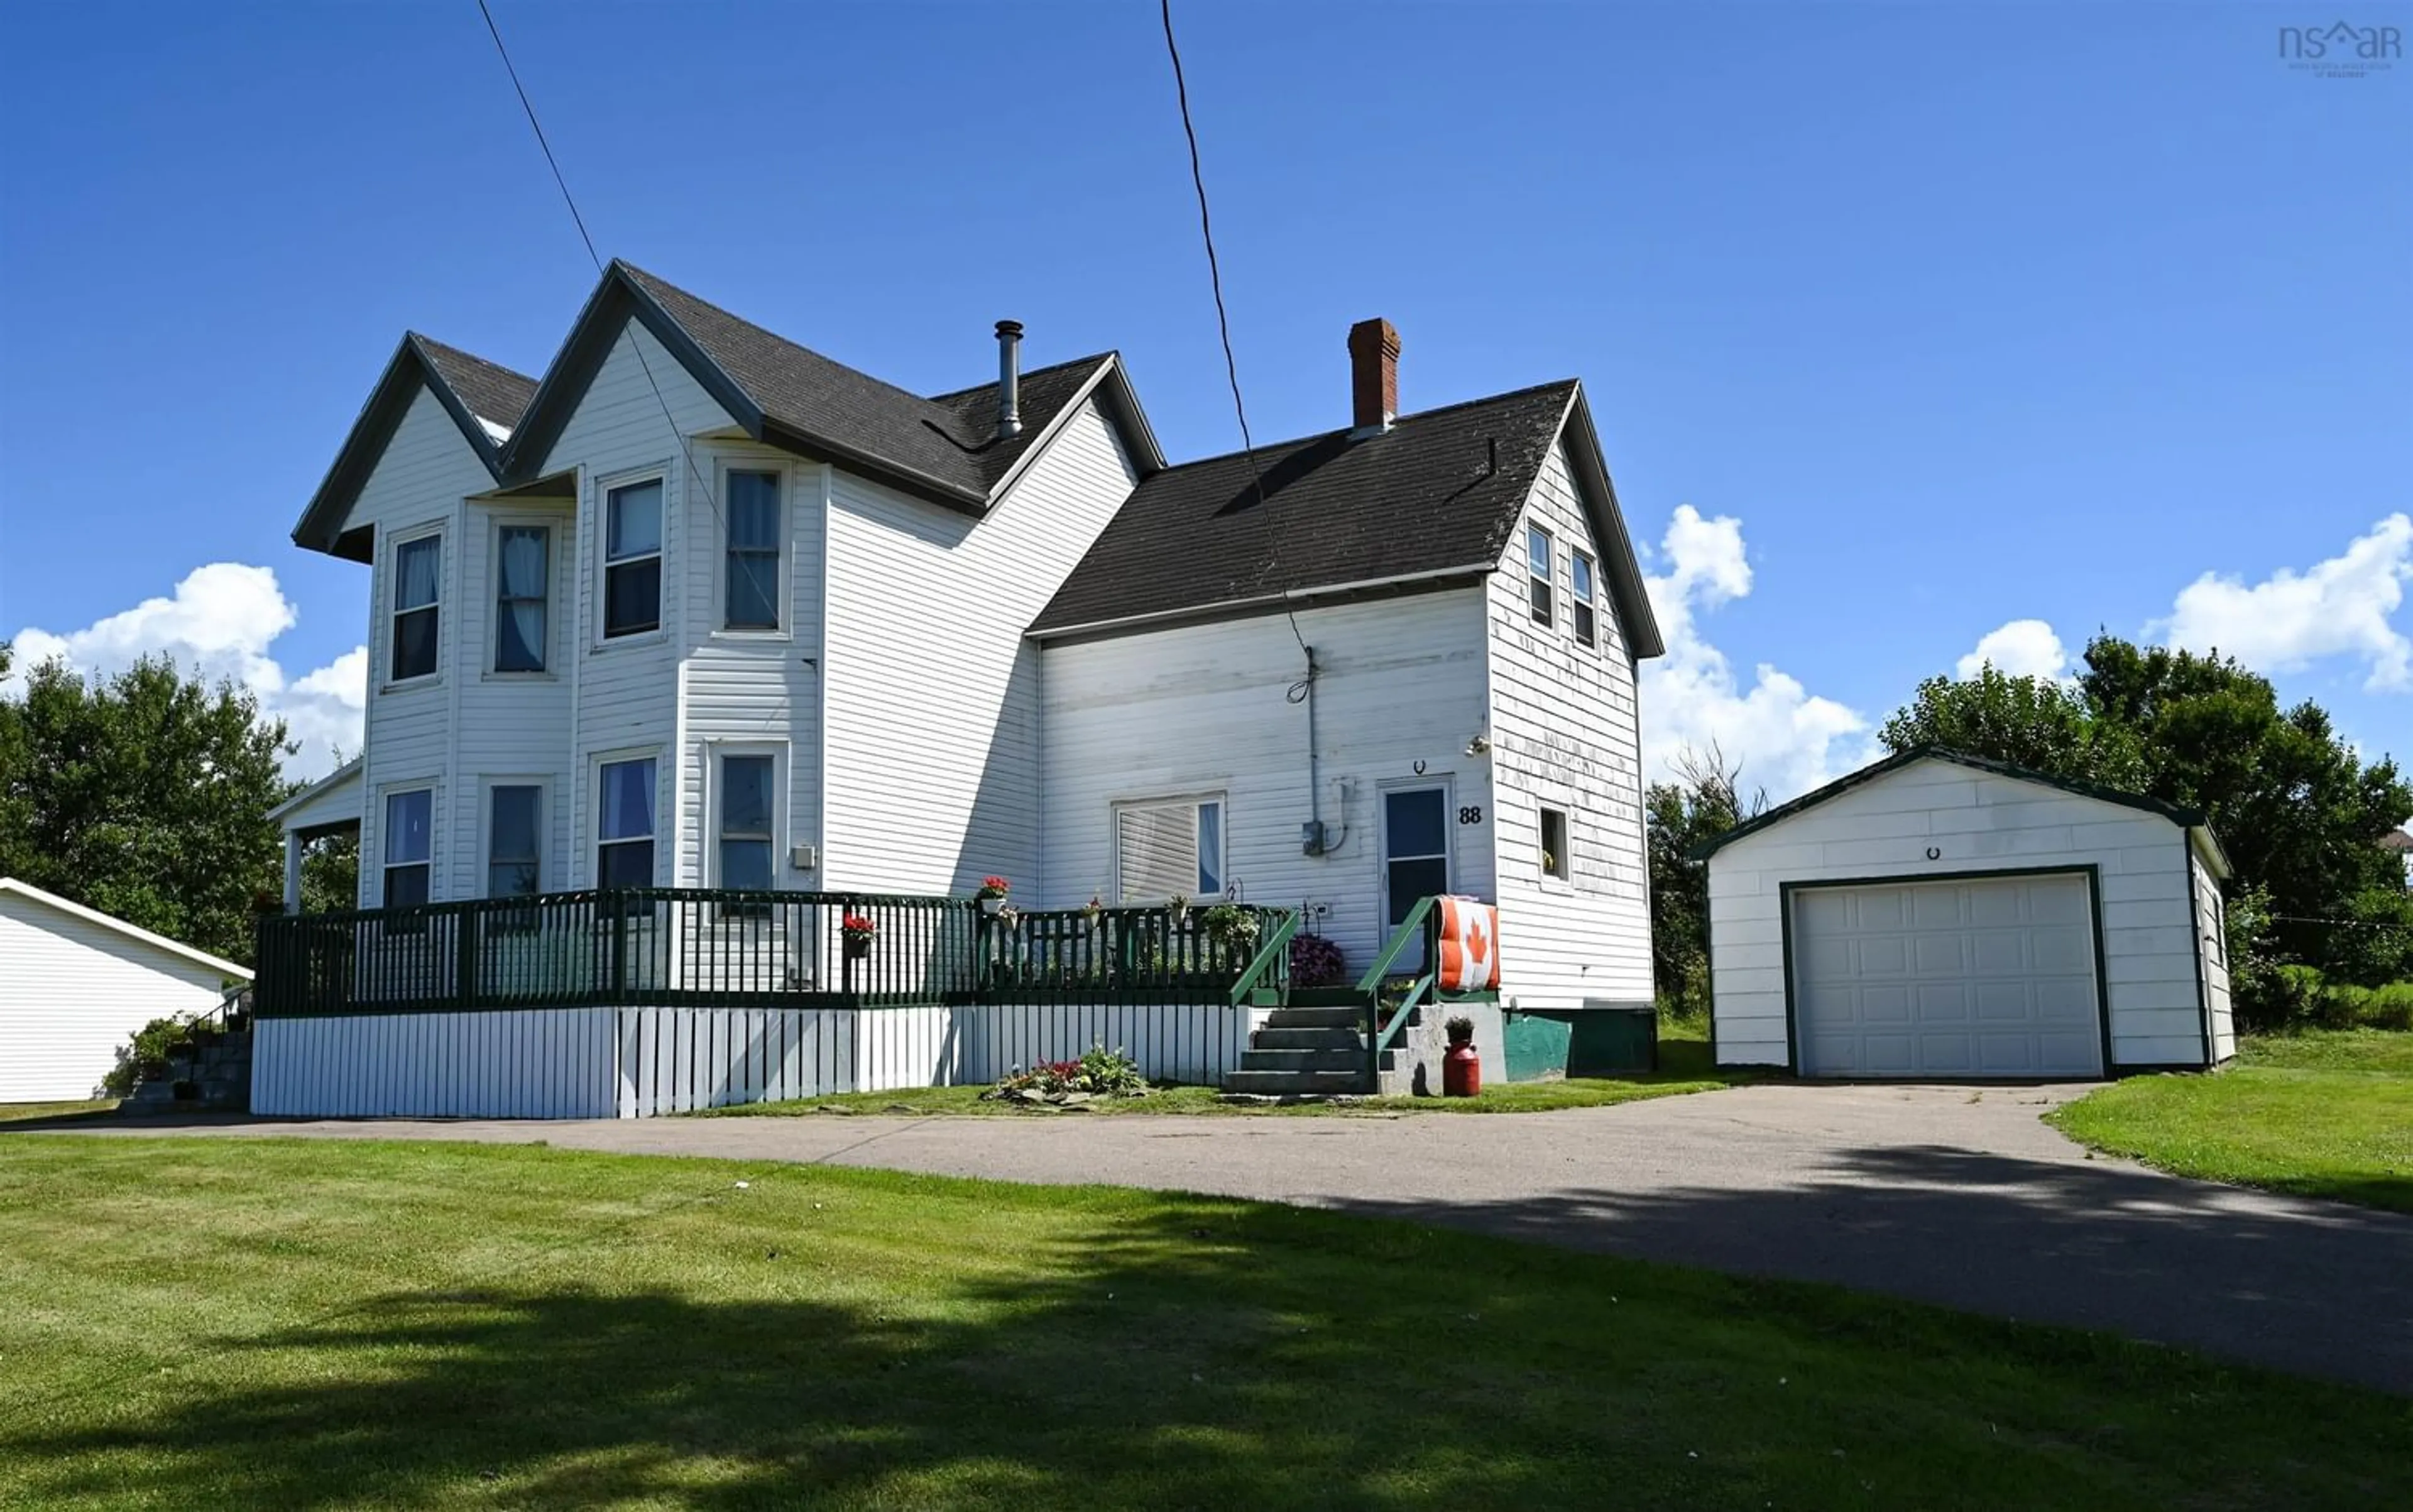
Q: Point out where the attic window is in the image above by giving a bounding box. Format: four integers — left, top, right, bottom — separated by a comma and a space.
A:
390, 535, 441, 682
1526, 525, 1554, 627
603, 479, 664, 638
1571, 550, 1597, 648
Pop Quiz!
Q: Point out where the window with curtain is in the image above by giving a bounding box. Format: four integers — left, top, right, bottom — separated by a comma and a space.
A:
391, 536, 441, 681
1526, 525, 1554, 628
718, 753, 775, 903
383, 789, 433, 907
604, 480, 662, 638
725, 471, 781, 630
1115, 797, 1224, 902
494, 526, 550, 672
597, 758, 657, 888
488, 786, 542, 898
1571, 549, 1597, 648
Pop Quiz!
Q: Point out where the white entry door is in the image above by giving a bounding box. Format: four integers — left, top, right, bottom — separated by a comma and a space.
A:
1790, 872, 2104, 1078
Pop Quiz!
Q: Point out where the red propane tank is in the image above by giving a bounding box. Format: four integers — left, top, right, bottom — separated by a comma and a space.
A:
1443, 1040, 1481, 1098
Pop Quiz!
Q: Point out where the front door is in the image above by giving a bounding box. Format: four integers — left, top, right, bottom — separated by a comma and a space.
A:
1381, 785, 1451, 928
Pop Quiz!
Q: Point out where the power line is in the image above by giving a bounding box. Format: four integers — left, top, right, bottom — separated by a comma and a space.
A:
473, 0, 721, 532
1159, 0, 1310, 669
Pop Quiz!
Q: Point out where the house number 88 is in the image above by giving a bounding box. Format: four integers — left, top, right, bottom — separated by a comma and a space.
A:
1458, 806, 1482, 824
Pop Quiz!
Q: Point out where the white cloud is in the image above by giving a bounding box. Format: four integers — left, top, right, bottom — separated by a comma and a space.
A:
3, 563, 364, 777
2155, 513, 2412, 692
1956, 618, 2069, 681
1639, 505, 1871, 801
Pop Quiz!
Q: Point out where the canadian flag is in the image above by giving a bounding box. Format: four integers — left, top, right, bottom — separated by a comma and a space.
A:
1436, 897, 1500, 992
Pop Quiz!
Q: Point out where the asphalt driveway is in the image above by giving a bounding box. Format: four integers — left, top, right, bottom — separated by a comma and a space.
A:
32, 1082, 2413, 1394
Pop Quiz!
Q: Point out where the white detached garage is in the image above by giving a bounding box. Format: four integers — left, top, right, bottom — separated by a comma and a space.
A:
0, 879, 250, 1102
1700, 749, 2235, 1079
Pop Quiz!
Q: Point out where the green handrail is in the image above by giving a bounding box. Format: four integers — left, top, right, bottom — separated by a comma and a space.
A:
1354, 895, 1438, 995
1226, 907, 1300, 1006
1373, 972, 1434, 1059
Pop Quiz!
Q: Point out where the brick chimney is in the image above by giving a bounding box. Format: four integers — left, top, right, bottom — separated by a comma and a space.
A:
1348, 317, 1399, 434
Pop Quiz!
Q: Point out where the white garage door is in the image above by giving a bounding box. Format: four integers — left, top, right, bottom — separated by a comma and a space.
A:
1790, 873, 2103, 1078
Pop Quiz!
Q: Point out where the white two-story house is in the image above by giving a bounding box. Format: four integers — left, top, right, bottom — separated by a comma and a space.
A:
268, 263, 1663, 1107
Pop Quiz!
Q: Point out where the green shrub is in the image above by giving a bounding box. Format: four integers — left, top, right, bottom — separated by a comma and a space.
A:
102, 1014, 197, 1097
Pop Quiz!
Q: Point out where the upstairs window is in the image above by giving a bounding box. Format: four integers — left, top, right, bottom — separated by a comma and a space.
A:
725, 471, 782, 630
390, 535, 441, 681
597, 757, 657, 888
1540, 806, 1571, 881
1115, 796, 1223, 903
603, 480, 663, 638
1526, 525, 1553, 627
718, 753, 776, 894
488, 785, 542, 898
383, 789, 433, 907
1571, 549, 1597, 648
495, 525, 550, 672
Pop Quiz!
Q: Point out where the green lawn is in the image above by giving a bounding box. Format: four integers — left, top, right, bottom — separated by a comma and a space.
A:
706, 1025, 1748, 1120
0, 1137, 2405, 1509
2048, 1030, 2413, 1213
0, 1098, 117, 1124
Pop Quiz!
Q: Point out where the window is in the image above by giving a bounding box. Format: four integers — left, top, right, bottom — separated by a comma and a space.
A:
1570, 550, 1597, 648
1115, 797, 1223, 902
383, 789, 433, 907
1540, 806, 1570, 881
390, 535, 441, 681
725, 471, 781, 630
1382, 787, 1450, 927
488, 786, 542, 898
597, 758, 657, 887
603, 479, 663, 638
495, 525, 550, 672
718, 753, 775, 894
1526, 525, 1553, 627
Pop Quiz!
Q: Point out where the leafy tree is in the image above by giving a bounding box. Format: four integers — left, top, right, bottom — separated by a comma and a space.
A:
1879, 664, 2142, 787
0, 654, 292, 967
1880, 636, 2413, 993
300, 831, 360, 915
1646, 745, 1763, 1016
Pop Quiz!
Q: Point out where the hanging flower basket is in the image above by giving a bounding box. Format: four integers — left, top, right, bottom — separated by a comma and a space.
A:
976, 875, 1013, 915
841, 912, 877, 961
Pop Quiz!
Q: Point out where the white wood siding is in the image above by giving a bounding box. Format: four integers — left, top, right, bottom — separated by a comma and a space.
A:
674, 451, 826, 889
553, 322, 735, 887
1707, 759, 2210, 1070
1040, 591, 1494, 973
451, 500, 576, 897
252, 1000, 1259, 1118
1484, 439, 1653, 1011
2192, 849, 2236, 1063
253, 1009, 619, 1118
0, 894, 234, 1101
353, 388, 498, 906
821, 398, 1137, 894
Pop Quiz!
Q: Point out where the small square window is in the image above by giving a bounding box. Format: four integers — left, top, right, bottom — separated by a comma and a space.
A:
1540, 806, 1570, 881
1526, 525, 1554, 627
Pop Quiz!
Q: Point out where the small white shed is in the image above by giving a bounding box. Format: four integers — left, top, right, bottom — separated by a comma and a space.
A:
1700, 749, 2233, 1080
0, 879, 251, 1102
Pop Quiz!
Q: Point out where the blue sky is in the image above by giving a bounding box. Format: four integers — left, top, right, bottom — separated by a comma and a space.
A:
2, 1, 2407, 788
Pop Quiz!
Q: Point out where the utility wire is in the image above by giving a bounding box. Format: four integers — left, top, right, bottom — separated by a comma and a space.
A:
474, 0, 722, 533
1159, 0, 1311, 674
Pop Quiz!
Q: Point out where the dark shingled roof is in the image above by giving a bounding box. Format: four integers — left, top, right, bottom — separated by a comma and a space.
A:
412, 335, 538, 432
1032, 381, 1584, 635
617, 264, 1108, 501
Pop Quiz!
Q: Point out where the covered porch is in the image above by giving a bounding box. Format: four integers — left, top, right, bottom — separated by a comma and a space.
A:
267, 757, 363, 914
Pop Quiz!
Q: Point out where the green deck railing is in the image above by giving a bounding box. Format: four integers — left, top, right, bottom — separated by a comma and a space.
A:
1353, 897, 1501, 1087
256, 890, 1293, 1018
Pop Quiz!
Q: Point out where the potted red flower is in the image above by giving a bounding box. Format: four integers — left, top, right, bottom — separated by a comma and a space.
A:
841, 912, 878, 961
975, 875, 1012, 917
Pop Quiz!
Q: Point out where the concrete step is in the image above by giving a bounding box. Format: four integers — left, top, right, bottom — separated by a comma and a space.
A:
1250, 1026, 1364, 1051
1236, 1048, 1391, 1074
1261, 1007, 1365, 1031
1222, 1068, 1372, 1096
1286, 987, 1372, 1008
